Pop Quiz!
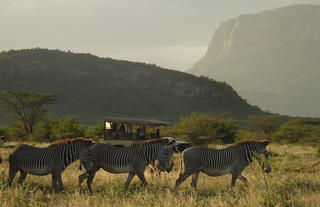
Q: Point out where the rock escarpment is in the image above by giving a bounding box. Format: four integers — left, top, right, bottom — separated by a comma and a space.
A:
188, 4, 320, 117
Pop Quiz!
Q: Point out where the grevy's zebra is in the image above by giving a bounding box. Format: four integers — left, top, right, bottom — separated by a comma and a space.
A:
0, 136, 5, 164
78, 138, 175, 194
175, 140, 271, 189
8, 137, 95, 192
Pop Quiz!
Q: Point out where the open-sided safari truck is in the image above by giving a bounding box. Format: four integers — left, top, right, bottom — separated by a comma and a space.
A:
103, 117, 169, 147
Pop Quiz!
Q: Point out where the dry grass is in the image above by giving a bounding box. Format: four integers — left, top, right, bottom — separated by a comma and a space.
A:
1, 142, 320, 207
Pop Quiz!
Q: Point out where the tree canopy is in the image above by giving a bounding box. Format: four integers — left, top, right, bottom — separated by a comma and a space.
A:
250, 114, 283, 139
0, 90, 58, 138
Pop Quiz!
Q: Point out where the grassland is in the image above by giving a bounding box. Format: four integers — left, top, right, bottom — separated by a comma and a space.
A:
1, 142, 320, 207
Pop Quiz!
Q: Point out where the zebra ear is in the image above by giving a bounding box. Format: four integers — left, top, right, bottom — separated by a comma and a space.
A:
161, 138, 169, 145
86, 139, 95, 146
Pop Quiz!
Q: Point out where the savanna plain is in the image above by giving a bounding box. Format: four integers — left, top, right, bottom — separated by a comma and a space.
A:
0, 142, 320, 207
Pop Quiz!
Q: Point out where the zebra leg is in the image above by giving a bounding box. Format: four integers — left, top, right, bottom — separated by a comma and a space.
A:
191, 172, 199, 188
124, 172, 135, 189
238, 174, 248, 185
231, 172, 242, 187
78, 172, 89, 187
51, 174, 59, 192
136, 171, 148, 187
175, 171, 193, 189
86, 171, 97, 194
231, 165, 246, 187
8, 166, 18, 186
18, 170, 27, 185
56, 174, 64, 192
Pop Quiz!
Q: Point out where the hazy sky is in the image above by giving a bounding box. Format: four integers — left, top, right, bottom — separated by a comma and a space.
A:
1, 0, 318, 71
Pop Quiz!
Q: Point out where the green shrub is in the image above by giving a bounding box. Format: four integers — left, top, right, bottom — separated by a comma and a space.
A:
235, 130, 256, 141
167, 112, 236, 145
272, 119, 312, 144
50, 116, 86, 140
0, 126, 7, 137
85, 122, 104, 141
6, 124, 27, 141
29, 118, 55, 142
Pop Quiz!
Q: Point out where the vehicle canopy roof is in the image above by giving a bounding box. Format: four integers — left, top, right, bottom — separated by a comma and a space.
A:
104, 117, 168, 126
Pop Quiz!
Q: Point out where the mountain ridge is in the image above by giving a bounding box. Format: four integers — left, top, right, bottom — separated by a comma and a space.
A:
0, 48, 262, 124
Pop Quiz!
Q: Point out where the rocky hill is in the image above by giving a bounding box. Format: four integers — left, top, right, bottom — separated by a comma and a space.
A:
188, 5, 320, 118
0, 49, 262, 124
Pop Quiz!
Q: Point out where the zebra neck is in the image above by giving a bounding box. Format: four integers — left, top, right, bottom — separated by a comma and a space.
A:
142, 143, 161, 164
60, 143, 79, 167
241, 144, 256, 163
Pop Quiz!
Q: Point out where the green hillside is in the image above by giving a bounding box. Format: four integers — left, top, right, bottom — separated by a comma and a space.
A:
0, 48, 262, 124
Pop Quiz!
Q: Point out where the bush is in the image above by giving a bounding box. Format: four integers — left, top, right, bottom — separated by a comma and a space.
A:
85, 122, 104, 141
249, 114, 282, 139
168, 112, 236, 146
6, 124, 27, 141
50, 117, 86, 140
235, 130, 256, 141
0, 126, 7, 137
29, 118, 56, 142
272, 119, 320, 144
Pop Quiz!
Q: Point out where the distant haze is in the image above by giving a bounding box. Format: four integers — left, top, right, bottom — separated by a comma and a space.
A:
1, 0, 318, 71
188, 4, 320, 118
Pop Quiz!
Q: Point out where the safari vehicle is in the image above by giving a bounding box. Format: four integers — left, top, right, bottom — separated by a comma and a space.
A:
103, 117, 168, 147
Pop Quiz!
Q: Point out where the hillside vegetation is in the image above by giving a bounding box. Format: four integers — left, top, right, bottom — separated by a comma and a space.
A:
0, 48, 262, 125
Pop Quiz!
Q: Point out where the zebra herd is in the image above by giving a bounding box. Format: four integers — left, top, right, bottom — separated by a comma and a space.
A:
0, 137, 271, 194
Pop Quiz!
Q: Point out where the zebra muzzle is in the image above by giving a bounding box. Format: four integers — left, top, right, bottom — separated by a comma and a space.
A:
262, 163, 271, 173
166, 162, 174, 172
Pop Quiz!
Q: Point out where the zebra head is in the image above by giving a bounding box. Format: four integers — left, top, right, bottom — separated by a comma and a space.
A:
157, 146, 174, 173
156, 138, 175, 172
76, 138, 95, 172
255, 140, 271, 173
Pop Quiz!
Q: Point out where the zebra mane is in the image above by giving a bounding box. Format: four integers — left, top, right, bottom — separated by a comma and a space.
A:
132, 138, 171, 146
50, 137, 91, 146
231, 139, 269, 147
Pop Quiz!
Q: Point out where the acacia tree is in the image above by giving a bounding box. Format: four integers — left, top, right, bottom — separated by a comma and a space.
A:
0, 90, 58, 137
250, 114, 283, 139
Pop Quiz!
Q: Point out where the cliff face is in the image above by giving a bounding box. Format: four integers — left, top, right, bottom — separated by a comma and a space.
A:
188, 5, 320, 117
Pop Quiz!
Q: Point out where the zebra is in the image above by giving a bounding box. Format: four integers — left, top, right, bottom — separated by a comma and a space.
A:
78, 138, 175, 194
0, 136, 5, 164
175, 140, 271, 189
8, 137, 95, 192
